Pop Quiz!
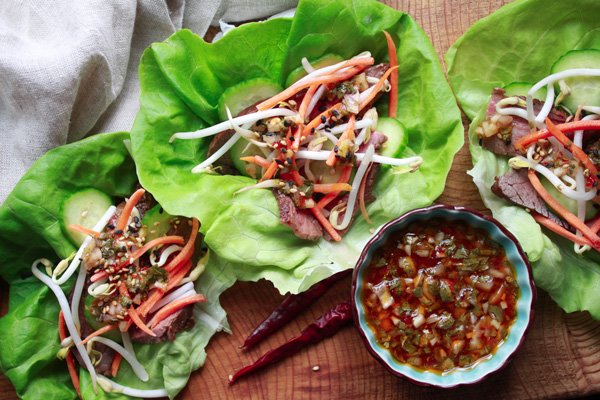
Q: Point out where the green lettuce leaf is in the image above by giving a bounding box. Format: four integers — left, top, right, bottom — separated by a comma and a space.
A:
446, 0, 600, 318
130, 0, 464, 295
0, 132, 235, 399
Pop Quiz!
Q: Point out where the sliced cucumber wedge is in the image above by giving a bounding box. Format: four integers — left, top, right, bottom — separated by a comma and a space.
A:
503, 81, 547, 100
62, 189, 112, 245
218, 78, 282, 121
141, 204, 173, 242
551, 49, 600, 113
229, 140, 265, 178
376, 117, 408, 158
285, 54, 344, 87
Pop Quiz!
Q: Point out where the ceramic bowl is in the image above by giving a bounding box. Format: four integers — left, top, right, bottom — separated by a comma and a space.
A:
351, 204, 535, 388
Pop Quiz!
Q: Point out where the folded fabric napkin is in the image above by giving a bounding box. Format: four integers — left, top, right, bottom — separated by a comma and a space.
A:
0, 0, 297, 203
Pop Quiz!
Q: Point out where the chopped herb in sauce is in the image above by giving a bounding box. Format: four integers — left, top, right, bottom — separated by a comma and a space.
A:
361, 218, 519, 373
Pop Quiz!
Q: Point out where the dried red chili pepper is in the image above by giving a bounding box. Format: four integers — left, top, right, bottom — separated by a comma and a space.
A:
241, 269, 351, 350
229, 301, 353, 385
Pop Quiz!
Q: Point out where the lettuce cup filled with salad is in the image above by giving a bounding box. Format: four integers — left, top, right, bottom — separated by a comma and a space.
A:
446, 0, 600, 318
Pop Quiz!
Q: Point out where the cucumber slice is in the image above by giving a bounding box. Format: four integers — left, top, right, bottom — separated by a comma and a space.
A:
229, 140, 264, 178
62, 189, 112, 245
541, 179, 596, 220
503, 82, 547, 100
141, 204, 173, 242
285, 54, 344, 87
376, 117, 408, 158
551, 49, 600, 113
218, 78, 282, 121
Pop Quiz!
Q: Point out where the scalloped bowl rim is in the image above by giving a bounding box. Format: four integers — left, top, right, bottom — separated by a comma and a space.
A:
351, 204, 535, 388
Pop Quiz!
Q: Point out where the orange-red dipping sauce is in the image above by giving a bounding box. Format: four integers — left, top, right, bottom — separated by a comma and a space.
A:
361, 219, 519, 373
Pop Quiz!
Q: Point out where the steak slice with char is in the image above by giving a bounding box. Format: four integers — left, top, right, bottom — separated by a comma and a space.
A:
130, 305, 195, 344
273, 190, 323, 241
491, 169, 569, 229
482, 88, 568, 156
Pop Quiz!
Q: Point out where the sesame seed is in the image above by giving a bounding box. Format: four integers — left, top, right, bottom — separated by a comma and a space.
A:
312, 366, 320, 372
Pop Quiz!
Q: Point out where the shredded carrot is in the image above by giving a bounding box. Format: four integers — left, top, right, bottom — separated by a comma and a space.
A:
148, 294, 206, 329
292, 123, 304, 152
313, 183, 352, 193
383, 31, 398, 118
128, 306, 156, 337
359, 66, 399, 112
299, 85, 319, 121
116, 188, 146, 232
165, 218, 199, 272
590, 216, 600, 234
303, 103, 343, 139
80, 324, 117, 345
256, 57, 374, 111
118, 235, 185, 268
111, 353, 123, 377
260, 161, 279, 182
68, 224, 100, 238
137, 289, 165, 318
532, 214, 593, 247
240, 155, 271, 169
326, 114, 355, 167
545, 118, 598, 182
358, 163, 373, 224
515, 119, 600, 151
317, 165, 353, 208
310, 205, 342, 241
528, 169, 600, 247
118, 281, 130, 298
59, 311, 81, 399
291, 170, 305, 187
90, 270, 108, 283
167, 259, 194, 291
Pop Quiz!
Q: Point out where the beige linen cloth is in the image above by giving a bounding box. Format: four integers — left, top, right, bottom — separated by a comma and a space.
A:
0, 0, 297, 203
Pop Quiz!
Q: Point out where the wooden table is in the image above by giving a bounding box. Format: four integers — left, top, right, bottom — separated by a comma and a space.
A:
2, 1, 600, 399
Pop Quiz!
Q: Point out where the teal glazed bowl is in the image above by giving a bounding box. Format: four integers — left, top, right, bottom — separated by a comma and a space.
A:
351, 204, 535, 388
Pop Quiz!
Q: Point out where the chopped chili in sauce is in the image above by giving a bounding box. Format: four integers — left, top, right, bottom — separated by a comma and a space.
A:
361, 219, 519, 373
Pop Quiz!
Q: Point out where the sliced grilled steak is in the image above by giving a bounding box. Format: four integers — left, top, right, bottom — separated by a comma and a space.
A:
130, 305, 195, 344
482, 88, 567, 156
491, 169, 569, 229
274, 190, 323, 241
365, 63, 390, 80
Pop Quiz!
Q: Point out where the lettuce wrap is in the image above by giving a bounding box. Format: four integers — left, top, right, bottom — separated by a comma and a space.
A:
445, 0, 600, 318
130, 0, 464, 295
0, 132, 236, 399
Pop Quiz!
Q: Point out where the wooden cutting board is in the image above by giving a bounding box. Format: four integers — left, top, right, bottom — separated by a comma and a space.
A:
2, 1, 600, 399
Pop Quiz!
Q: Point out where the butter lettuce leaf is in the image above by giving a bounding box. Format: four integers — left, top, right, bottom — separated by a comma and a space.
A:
130, 0, 463, 295
0, 133, 235, 399
447, 0, 600, 318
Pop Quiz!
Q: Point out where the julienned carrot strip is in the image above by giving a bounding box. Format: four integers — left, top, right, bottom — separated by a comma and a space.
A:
383, 31, 398, 118
128, 306, 156, 337
532, 214, 593, 247
137, 289, 165, 318
326, 114, 355, 167
256, 57, 374, 111
515, 120, 600, 151
545, 118, 598, 181
118, 281, 130, 298
116, 188, 146, 232
293, 124, 303, 152
111, 353, 123, 377
68, 224, 100, 238
303, 103, 343, 139
165, 218, 199, 272
528, 170, 600, 247
59, 311, 81, 399
118, 235, 185, 268
359, 66, 399, 112
358, 164, 373, 224
80, 324, 117, 345
299, 85, 319, 120
260, 161, 279, 182
313, 183, 352, 194
240, 155, 271, 169
317, 165, 353, 208
590, 216, 600, 234
310, 206, 342, 242
167, 259, 193, 291
291, 170, 305, 187
90, 270, 108, 283
148, 294, 206, 329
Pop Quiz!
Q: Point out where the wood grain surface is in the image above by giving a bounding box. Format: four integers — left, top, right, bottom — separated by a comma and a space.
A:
2, 1, 600, 399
